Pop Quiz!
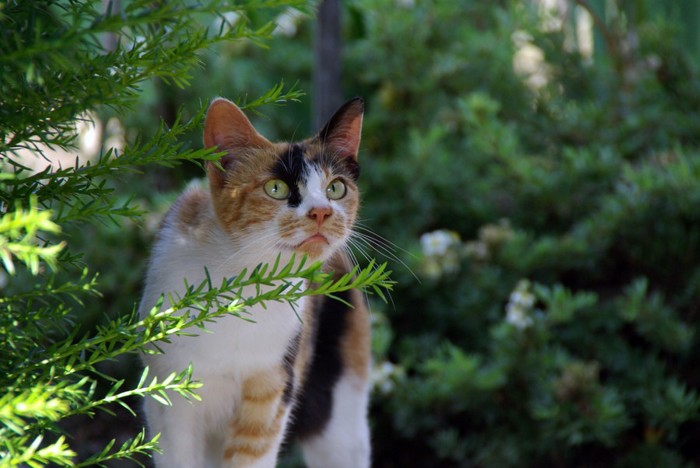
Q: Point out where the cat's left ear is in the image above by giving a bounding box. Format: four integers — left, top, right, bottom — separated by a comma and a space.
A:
316, 97, 364, 160
203, 97, 271, 189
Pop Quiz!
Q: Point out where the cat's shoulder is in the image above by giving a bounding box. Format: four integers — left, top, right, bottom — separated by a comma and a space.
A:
159, 181, 217, 244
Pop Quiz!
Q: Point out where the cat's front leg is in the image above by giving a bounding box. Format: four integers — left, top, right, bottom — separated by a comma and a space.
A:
299, 371, 372, 468
222, 367, 293, 468
145, 392, 207, 467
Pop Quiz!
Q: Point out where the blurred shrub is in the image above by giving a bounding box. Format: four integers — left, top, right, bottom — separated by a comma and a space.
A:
348, 1, 700, 466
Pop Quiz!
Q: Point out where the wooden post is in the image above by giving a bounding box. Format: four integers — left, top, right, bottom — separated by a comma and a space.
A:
313, 0, 343, 129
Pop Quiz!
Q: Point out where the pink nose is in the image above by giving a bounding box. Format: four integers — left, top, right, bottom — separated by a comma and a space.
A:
307, 206, 333, 227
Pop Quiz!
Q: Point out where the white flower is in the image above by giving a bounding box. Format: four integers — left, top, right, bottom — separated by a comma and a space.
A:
422, 258, 443, 280
505, 280, 535, 330
505, 303, 534, 330
371, 361, 403, 395
509, 291, 535, 309
420, 230, 457, 257
420, 230, 463, 279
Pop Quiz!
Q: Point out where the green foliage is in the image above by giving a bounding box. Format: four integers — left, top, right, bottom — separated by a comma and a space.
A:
346, 1, 700, 466
0, 0, 393, 465
7, 0, 700, 466
86, 0, 700, 464
0, 197, 63, 274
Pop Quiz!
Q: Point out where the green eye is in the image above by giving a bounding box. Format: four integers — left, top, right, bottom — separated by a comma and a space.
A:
264, 179, 290, 200
326, 179, 347, 200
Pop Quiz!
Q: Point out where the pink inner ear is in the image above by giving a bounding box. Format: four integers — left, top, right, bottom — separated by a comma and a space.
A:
203, 98, 270, 152
203, 98, 271, 188
209, 127, 230, 150
318, 98, 365, 160
331, 117, 363, 159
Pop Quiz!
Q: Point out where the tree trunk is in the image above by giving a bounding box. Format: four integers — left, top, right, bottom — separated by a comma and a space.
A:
313, 0, 343, 129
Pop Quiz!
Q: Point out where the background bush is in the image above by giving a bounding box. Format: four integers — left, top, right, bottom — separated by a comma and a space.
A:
4, 0, 700, 466
352, 1, 700, 466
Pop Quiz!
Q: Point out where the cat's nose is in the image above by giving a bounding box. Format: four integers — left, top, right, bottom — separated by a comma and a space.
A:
307, 206, 333, 227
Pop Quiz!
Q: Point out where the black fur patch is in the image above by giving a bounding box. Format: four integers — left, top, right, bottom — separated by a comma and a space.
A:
282, 331, 301, 405
311, 153, 360, 182
271, 143, 308, 208
288, 290, 352, 439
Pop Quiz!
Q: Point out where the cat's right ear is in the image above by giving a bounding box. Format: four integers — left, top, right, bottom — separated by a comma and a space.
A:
316, 97, 364, 161
203, 98, 270, 188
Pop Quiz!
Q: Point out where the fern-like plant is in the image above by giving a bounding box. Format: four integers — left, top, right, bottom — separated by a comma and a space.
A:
0, 1, 392, 465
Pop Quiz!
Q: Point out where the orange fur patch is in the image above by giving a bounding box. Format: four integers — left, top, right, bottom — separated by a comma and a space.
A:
340, 287, 372, 380
209, 144, 290, 236
223, 368, 288, 463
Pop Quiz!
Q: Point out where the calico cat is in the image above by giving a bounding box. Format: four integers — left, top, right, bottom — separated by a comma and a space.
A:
138, 97, 371, 468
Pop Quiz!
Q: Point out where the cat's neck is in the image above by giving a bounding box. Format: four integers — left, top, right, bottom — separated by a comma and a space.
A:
158, 185, 296, 280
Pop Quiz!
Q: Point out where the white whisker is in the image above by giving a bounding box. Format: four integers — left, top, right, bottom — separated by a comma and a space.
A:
346, 237, 396, 311
354, 222, 417, 260
214, 227, 283, 275
342, 243, 376, 316
349, 228, 419, 283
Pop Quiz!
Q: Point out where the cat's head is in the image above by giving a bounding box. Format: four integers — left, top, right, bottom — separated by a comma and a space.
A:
203, 97, 364, 264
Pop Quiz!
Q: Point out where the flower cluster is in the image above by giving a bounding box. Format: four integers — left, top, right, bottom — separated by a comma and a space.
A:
371, 361, 405, 395
505, 279, 536, 330
420, 220, 515, 280
420, 229, 462, 279
464, 218, 514, 262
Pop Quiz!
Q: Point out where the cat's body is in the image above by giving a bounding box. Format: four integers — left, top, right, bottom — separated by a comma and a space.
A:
139, 98, 371, 467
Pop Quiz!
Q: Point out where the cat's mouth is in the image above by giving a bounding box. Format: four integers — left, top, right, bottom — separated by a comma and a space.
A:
290, 233, 330, 258
296, 233, 329, 248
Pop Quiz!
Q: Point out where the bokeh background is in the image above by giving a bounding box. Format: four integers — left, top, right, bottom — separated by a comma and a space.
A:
27, 0, 700, 466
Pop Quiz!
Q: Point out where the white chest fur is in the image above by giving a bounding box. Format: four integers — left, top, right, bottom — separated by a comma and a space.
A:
139, 215, 304, 382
